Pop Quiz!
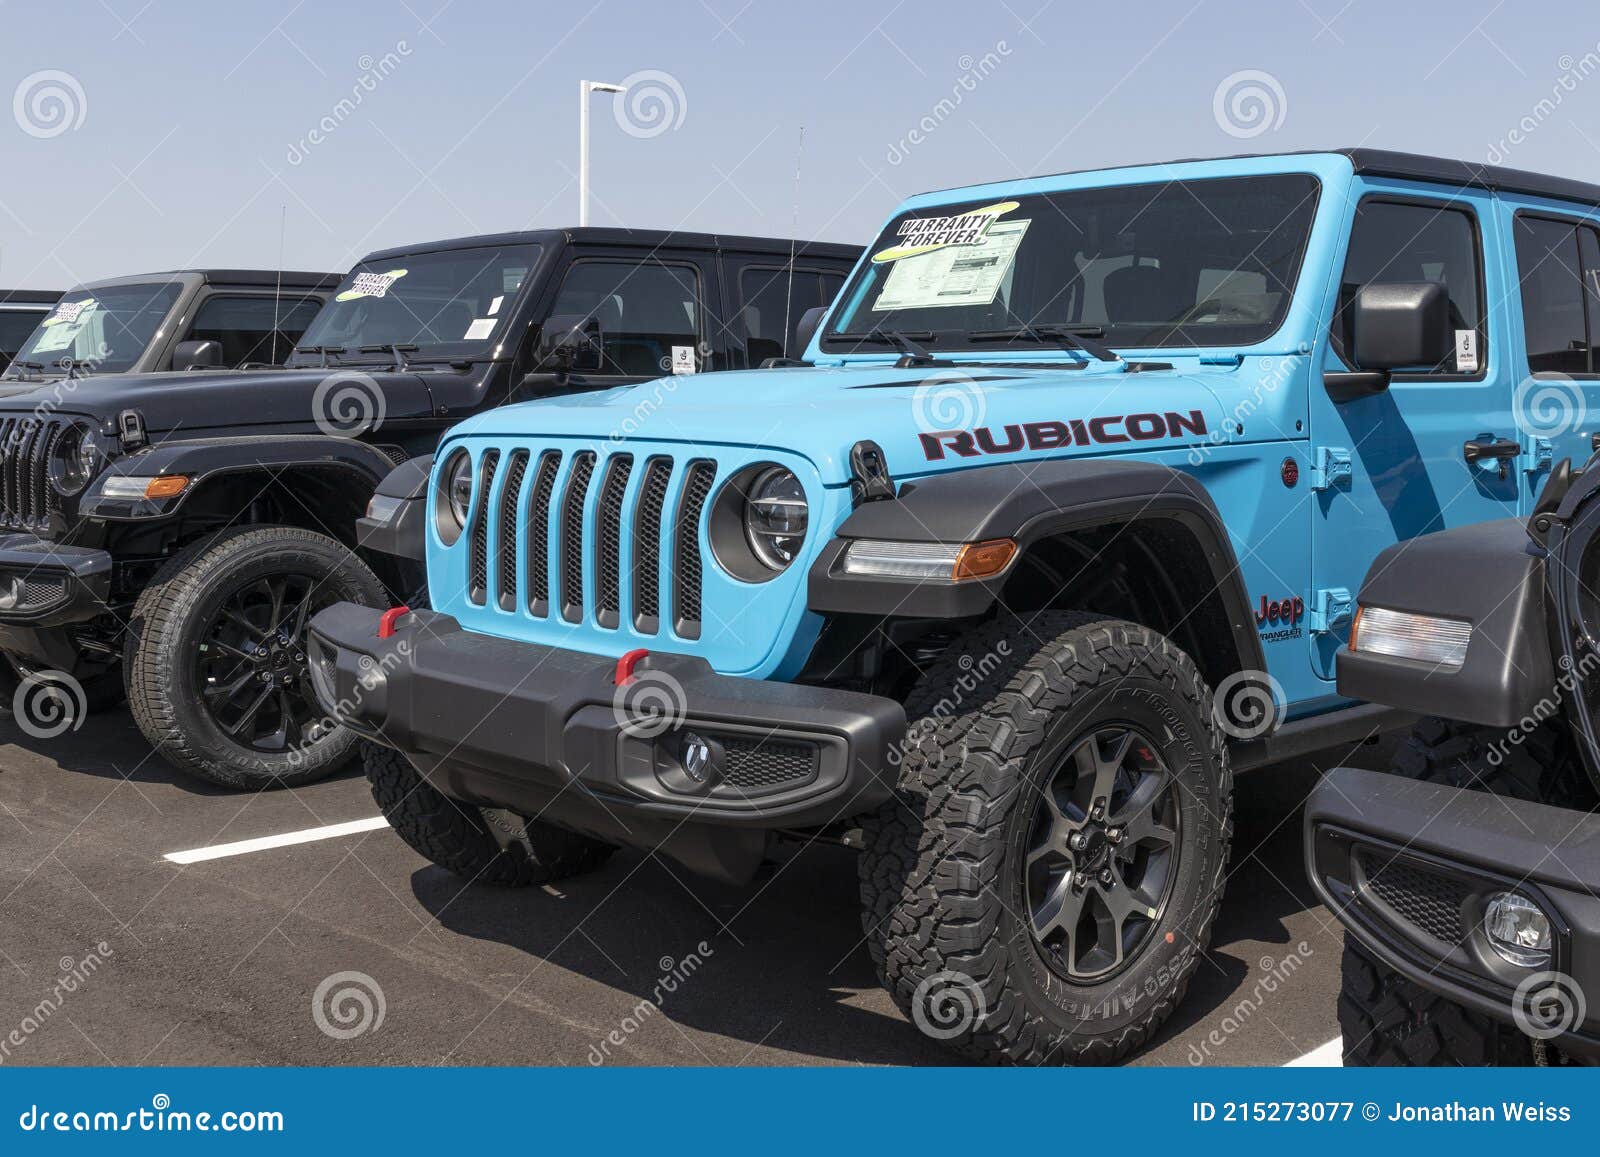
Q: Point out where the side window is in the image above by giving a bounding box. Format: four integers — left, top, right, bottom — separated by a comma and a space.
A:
737, 267, 832, 365
1336, 200, 1483, 375
1514, 216, 1589, 376
1579, 228, 1600, 372
547, 260, 701, 376
0, 311, 43, 364
185, 295, 322, 366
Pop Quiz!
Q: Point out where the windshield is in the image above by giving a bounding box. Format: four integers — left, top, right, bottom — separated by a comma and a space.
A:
291, 244, 541, 364
3, 282, 184, 377
824, 174, 1320, 353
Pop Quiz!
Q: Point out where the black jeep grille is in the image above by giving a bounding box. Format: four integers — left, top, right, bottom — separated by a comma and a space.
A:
0, 417, 68, 531
453, 448, 718, 640
1359, 850, 1471, 947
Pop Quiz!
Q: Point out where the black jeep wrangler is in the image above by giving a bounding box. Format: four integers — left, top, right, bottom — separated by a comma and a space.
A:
0, 269, 338, 391
0, 228, 857, 791
0, 290, 62, 374
1308, 457, 1600, 1065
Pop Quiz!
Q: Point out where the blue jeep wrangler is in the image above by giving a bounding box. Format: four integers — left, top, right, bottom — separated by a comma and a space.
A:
308, 148, 1598, 1064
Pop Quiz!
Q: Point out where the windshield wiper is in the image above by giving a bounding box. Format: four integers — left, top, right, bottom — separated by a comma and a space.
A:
848, 328, 940, 365
293, 345, 346, 368
357, 343, 418, 371
968, 324, 1120, 363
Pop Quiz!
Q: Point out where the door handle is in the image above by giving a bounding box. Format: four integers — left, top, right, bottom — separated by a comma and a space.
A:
1463, 437, 1521, 480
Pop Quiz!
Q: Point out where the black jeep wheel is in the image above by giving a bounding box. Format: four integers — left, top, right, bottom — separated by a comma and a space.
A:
125, 526, 385, 790
859, 613, 1232, 1064
1338, 717, 1593, 1066
364, 742, 615, 886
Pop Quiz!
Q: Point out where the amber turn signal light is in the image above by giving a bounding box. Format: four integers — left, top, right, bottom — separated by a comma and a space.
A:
952, 538, 1017, 582
143, 475, 190, 499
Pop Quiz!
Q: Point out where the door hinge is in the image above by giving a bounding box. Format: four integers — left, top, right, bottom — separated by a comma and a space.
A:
1309, 587, 1354, 634
1525, 437, 1554, 474
1310, 446, 1352, 491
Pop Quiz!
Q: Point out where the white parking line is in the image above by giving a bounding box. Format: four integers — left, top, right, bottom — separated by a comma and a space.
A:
1284, 1036, 1343, 1066
164, 816, 390, 864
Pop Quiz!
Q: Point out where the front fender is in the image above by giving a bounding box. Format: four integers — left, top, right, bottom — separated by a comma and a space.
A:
79, 436, 399, 521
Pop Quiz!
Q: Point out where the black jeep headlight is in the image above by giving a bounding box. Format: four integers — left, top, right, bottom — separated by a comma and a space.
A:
49, 425, 106, 495
745, 467, 808, 570
434, 449, 473, 546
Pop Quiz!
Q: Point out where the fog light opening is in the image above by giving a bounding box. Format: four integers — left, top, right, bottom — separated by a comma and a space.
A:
680, 731, 716, 784
1484, 891, 1553, 968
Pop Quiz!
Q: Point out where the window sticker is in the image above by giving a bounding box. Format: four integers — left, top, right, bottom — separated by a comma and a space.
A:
42, 298, 95, 327
336, 268, 408, 302
871, 200, 1020, 264
462, 318, 496, 341
1454, 328, 1479, 373
32, 299, 98, 353
872, 219, 1031, 312
487, 295, 504, 316
670, 345, 697, 375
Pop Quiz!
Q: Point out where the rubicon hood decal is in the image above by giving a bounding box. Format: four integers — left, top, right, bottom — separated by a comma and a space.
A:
919, 409, 1208, 460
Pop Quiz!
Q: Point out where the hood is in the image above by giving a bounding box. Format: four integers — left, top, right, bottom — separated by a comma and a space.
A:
447, 361, 1240, 485
0, 365, 437, 435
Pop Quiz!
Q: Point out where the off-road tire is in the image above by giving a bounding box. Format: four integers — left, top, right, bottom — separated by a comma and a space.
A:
1337, 716, 1593, 1066
859, 613, 1233, 1065
125, 525, 385, 790
363, 742, 615, 886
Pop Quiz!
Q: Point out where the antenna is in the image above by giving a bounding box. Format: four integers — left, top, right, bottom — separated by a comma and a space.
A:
782, 125, 805, 359
270, 205, 286, 365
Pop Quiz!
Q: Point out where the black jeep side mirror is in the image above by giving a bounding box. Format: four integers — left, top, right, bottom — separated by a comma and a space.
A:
1352, 281, 1452, 372
172, 339, 224, 371
537, 314, 604, 373
792, 306, 827, 359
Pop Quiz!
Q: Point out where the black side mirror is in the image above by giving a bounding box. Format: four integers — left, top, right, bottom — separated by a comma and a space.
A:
1352, 281, 1452, 372
537, 313, 603, 373
792, 306, 827, 359
172, 339, 224, 372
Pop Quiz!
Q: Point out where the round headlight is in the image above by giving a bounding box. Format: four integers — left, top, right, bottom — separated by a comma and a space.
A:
446, 452, 473, 528
744, 467, 807, 571
49, 425, 104, 495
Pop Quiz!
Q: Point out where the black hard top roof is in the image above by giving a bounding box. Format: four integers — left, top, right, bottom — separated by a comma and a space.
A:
0, 289, 62, 305
361, 227, 861, 264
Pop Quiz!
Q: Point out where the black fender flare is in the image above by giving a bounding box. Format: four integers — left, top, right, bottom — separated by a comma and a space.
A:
356, 453, 434, 562
807, 457, 1264, 673
1336, 518, 1554, 729
79, 436, 400, 521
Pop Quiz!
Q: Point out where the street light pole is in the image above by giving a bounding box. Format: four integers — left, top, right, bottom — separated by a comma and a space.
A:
578, 79, 628, 227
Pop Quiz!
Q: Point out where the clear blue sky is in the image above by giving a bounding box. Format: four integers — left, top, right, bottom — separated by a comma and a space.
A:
2, 0, 1597, 289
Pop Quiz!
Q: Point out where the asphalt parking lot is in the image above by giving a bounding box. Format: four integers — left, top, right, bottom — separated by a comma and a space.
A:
0, 705, 1391, 1067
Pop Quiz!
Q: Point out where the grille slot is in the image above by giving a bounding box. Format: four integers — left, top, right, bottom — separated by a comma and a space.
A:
631, 457, 672, 633
0, 417, 67, 530
560, 452, 597, 622
1360, 851, 1471, 946
495, 450, 528, 611
672, 461, 716, 639
468, 450, 499, 604
594, 455, 633, 629
527, 451, 561, 617
720, 736, 819, 794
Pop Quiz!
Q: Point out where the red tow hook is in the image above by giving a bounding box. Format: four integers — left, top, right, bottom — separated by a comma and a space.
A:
377, 605, 412, 639
614, 647, 650, 685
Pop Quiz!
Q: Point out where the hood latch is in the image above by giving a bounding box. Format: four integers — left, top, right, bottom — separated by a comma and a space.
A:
117, 409, 147, 451
849, 440, 896, 506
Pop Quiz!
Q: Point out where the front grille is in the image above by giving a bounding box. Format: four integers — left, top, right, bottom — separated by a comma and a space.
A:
0, 417, 66, 530
457, 447, 718, 639
721, 736, 819, 793
1360, 851, 1471, 946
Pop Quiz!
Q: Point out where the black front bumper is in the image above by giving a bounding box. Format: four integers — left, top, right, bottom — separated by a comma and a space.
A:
0, 533, 112, 626
306, 603, 905, 882
1307, 766, 1600, 1053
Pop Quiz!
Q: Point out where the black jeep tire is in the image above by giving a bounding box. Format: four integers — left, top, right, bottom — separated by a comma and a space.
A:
859, 613, 1233, 1065
125, 526, 386, 790
1336, 717, 1594, 1066
363, 742, 615, 886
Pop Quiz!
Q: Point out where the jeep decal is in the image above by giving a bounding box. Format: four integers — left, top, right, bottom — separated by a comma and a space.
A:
918, 409, 1208, 460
